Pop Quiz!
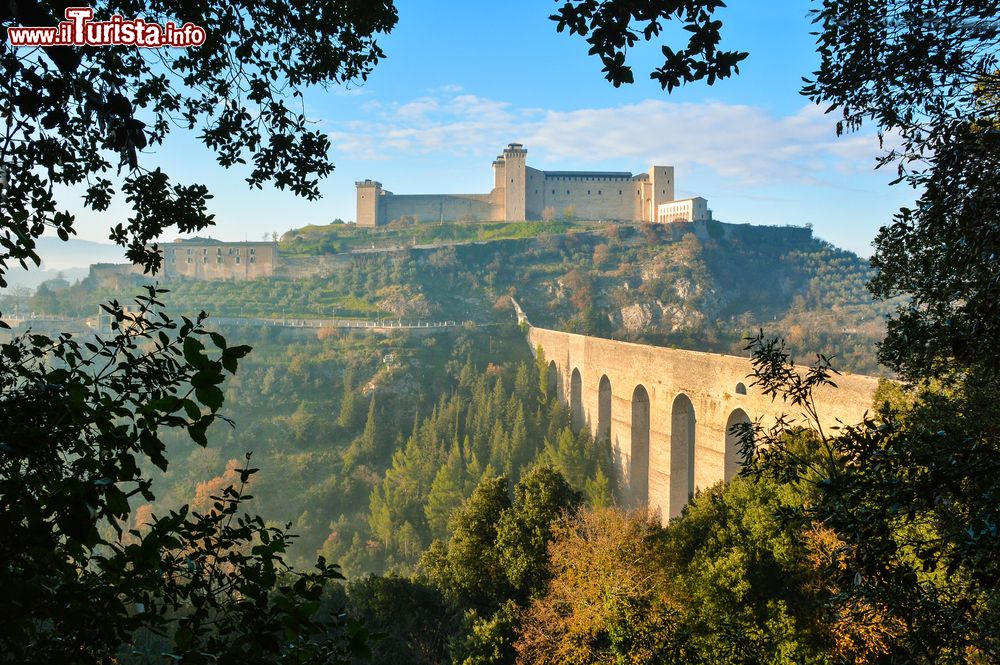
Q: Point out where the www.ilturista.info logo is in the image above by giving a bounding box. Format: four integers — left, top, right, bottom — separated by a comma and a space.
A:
7, 7, 206, 47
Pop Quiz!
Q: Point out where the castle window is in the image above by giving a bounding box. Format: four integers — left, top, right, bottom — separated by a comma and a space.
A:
186, 257, 192, 264
203, 248, 207, 254
598, 190, 602, 195
235, 256, 241, 264
187, 248, 192, 254
203, 256, 208, 263
567, 190, 570, 195
587, 190, 590, 195
217, 257, 222, 264
511, 178, 514, 183
236, 248, 240, 255
216, 247, 222, 254
619, 190, 622, 195
552, 189, 555, 195
250, 257, 256, 263
250, 248, 255, 254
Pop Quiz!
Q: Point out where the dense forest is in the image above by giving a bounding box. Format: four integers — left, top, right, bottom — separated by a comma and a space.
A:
134, 321, 610, 574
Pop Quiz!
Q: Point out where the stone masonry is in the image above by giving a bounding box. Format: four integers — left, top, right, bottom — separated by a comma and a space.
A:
526, 324, 879, 521
356, 143, 711, 226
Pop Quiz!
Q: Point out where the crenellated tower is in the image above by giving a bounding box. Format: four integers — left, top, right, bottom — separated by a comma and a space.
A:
501, 143, 526, 221
355, 179, 383, 227
647, 166, 674, 222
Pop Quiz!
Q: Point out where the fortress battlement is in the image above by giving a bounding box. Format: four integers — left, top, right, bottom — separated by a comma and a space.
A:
355, 143, 710, 226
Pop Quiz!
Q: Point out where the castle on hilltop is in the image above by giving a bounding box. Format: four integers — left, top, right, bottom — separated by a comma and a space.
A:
356, 143, 710, 227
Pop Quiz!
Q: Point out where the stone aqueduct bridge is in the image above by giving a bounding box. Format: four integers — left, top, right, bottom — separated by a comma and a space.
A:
522, 317, 880, 520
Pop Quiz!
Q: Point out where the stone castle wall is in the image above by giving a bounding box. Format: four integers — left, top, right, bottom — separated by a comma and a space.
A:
356, 144, 687, 226
530, 172, 645, 220
381, 193, 500, 224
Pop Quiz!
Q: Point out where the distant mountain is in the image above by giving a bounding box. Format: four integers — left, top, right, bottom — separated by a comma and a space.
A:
2, 237, 126, 290
32, 237, 126, 270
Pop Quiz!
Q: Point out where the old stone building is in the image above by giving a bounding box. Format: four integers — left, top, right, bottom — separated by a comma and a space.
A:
356, 143, 711, 226
159, 238, 277, 280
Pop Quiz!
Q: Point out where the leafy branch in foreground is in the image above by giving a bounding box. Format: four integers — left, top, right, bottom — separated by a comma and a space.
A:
0, 0, 398, 293
0, 286, 366, 663
740, 332, 1000, 662
549, 0, 747, 90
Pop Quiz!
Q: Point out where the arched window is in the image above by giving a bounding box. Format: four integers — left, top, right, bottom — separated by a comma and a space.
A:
735, 382, 747, 395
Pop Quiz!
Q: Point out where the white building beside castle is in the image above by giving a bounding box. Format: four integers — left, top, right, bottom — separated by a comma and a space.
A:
356, 143, 710, 226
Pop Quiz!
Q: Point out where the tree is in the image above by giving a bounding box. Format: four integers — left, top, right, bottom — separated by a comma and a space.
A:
0, 0, 399, 297
754, 2, 1000, 659
550, 0, 747, 90
742, 332, 1000, 661
0, 291, 370, 662
495, 465, 581, 599
515, 507, 684, 664
344, 574, 454, 665
801, 0, 1000, 381
427, 475, 513, 611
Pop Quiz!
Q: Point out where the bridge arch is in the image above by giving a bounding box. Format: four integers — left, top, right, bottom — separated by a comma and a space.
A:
547, 360, 558, 402
570, 368, 583, 427
597, 375, 612, 442
670, 393, 696, 516
725, 408, 751, 482
630, 384, 650, 506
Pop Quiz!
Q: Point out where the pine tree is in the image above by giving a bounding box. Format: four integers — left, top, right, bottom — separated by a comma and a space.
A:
425, 442, 467, 540
337, 367, 362, 430
584, 466, 614, 509
543, 427, 587, 490
514, 361, 534, 403
488, 419, 510, 477
508, 406, 531, 480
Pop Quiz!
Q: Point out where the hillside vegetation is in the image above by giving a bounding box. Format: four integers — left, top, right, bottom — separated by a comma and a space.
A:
25, 220, 895, 375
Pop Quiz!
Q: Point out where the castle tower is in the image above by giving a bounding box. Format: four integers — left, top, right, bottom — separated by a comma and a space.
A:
648, 166, 674, 221
502, 143, 526, 222
356, 179, 383, 227
492, 155, 506, 192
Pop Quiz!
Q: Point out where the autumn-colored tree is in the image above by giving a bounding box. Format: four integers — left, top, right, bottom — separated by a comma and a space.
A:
516, 508, 683, 665
591, 243, 611, 267
190, 458, 249, 514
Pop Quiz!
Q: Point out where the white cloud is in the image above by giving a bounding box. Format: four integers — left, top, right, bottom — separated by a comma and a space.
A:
328, 90, 888, 185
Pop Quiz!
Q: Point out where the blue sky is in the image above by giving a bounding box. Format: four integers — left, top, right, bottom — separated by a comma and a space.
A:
67, 0, 917, 258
